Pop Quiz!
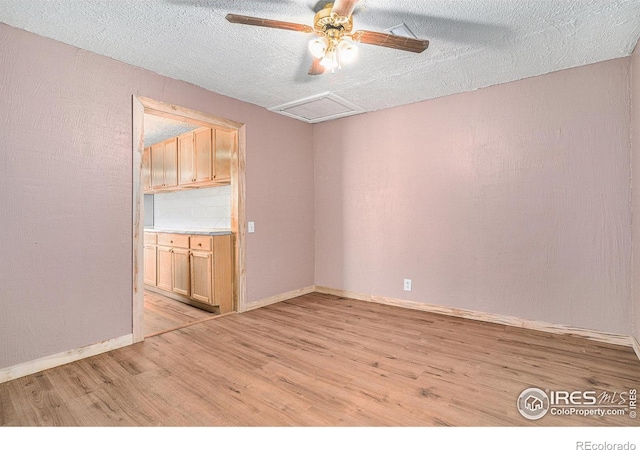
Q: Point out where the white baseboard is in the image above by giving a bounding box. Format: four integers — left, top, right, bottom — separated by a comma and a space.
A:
245, 285, 316, 312
0, 334, 134, 384
315, 286, 636, 351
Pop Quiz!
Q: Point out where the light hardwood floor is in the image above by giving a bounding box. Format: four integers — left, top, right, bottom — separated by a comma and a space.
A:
1, 292, 639, 426
143, 290, 216, 337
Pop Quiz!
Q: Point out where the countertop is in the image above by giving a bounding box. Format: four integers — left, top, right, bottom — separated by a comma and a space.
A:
144, 227, 232, 236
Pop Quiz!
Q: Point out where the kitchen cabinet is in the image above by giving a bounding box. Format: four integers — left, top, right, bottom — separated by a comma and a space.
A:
190, 235, 213, 303
177, 132, 194, 186
178, 127, 213, 187
156, 246, 173, 291
172, 248, 190, 297
156, 233, 190, 296
144, 231, 234, 313
214, 128, 234, 183
190, 250, 212, 303
143, 232, 157, 286
144, 126, 235, 193
151, 137, 178, 190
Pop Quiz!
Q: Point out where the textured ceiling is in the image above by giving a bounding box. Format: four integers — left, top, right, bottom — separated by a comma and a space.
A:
1, 1, 640, 122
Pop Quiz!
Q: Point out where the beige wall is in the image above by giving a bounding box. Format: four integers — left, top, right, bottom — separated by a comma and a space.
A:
0, 24, 315, 369
632, 42, 640, 342
314, 58, 633, 335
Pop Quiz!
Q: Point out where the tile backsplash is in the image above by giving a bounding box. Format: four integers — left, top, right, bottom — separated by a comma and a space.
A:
153, 185, 231, 229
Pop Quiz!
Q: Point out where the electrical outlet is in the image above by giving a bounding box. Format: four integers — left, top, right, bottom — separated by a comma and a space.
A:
404, 279, 412, 292
248, 221, 255, 233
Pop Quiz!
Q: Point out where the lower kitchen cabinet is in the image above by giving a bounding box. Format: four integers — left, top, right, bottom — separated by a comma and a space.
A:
172, 248, 191, 296
156, 246, 173, 291
143, 232, 157, 286
144, 232, 234, 313
190, 250, 212, 303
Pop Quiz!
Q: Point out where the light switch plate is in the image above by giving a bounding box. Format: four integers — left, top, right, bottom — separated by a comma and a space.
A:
248, 221, 255, 233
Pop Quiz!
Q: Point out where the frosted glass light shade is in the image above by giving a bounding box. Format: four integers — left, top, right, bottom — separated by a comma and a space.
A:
321, 48, 339, 71
309, 37, 329, 58
338, 40, 358, 64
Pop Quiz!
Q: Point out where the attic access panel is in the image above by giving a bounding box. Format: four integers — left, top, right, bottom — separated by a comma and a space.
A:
269, 92, 364, 123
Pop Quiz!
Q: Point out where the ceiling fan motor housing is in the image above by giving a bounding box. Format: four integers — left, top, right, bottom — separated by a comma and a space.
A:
313, 3, 354, 36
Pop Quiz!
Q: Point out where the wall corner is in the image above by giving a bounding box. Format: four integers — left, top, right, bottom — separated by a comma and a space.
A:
631, 39, 640, 343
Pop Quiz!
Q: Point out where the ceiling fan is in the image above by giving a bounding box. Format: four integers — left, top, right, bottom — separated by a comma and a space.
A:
226, 0, 429, 75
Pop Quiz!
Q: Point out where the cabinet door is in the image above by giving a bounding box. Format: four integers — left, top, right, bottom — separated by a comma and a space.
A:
150, 142, 165, 190
194, 128, 213, 184
143, 245, 157, 286
214, 129, 234, 181
163, 138, 178, 188
178, 132, 195, 186
157, 246, 173, 291
142, 146, 152, 192
172, 248, 190, 296
190, 250, 212, 304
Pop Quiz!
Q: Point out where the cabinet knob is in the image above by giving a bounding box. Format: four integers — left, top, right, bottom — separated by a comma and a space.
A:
198, 243, 202, 247
170, 240, 173, 243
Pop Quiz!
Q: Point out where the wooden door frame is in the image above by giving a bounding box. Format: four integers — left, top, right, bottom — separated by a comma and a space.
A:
132, 96, 247, 342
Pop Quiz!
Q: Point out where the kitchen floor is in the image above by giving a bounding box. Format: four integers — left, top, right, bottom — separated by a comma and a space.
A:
144, 290, 216, 337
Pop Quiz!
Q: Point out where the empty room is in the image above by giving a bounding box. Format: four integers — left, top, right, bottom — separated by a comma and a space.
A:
1, 0, 640, 443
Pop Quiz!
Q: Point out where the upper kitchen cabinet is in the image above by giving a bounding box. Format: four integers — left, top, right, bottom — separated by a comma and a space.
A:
214, 128, 234, 183
178, 127, 212, 187
145, 126, 235, 193
151, 137, 178, 190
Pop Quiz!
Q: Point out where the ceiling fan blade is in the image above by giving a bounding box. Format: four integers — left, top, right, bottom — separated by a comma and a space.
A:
308, 57, 325, 75
351, 30, 429, 53
226, 14, 314, 33
331, 0, 358, 18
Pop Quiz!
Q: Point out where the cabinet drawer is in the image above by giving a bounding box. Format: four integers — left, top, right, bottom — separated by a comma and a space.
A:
144, 232, 157, 245
190, 235, 212, 251
157, 233, 189, 248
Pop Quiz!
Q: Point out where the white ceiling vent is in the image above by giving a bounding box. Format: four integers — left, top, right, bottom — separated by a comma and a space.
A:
269, 92, 364, 123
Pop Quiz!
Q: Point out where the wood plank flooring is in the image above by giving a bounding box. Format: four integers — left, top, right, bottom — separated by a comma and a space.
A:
143, 290, 216, 337
1, 292, 639, 426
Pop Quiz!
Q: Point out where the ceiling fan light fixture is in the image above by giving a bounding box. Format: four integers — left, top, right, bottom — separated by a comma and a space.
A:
309, 36, 329, 59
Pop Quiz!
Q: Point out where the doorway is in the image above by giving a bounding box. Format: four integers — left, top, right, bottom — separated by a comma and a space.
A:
132, 96, 247, 342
